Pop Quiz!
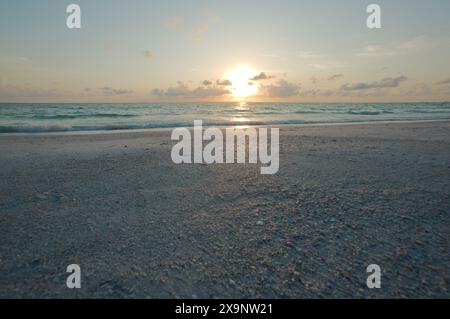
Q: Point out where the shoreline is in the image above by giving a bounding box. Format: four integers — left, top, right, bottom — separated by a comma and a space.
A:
1, 118, 450, 137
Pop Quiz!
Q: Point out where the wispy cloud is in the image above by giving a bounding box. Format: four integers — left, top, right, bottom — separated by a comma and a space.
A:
309, 62, 343, 70
0, 85, 62, 98
0, 56, 36, 72
293, 51, 343, 69
298, 89, 335, 98
341, 76, 408, 91
311, 74, 344, 84
259, 53, 282, 59
356, 36, 438, 58
356, 45, 402, 58
152, 81, 231, 98
190, 21, 210, 43
436, 78, 450, 85
328, 74, 343, 81
100, 87, 133, 96
295, 51, 327, 59
190, 13, 221, 43
163, 16, 183, 29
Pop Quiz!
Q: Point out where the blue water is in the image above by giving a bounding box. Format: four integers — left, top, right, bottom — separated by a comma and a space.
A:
0, 102, 449, 133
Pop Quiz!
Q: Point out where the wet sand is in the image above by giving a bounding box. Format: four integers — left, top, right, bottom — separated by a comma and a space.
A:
0, 121, 449, 298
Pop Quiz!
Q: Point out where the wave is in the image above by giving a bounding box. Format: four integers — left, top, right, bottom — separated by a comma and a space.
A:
2, 117, 449, 133
1, 102, 450, 134
0, 123, 174, 133
348, 110, 393, 115
27, 113, 138, 120
405, 110, 450, 114
294, 110, 322, 114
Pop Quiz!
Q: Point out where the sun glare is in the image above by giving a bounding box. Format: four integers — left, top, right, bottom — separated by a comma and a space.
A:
225, 65, 259, 98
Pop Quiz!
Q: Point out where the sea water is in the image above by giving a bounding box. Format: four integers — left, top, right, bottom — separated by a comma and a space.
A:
0, 102, 449, 133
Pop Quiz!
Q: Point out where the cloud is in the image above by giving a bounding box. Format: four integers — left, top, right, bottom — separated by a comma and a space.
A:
249, 72, 275, 81
190, 86, 231, 98
260, 79, 300, 98
259, 53, 282, 59
152, 82, 190, 97
310, 74, 343, 84
151, 88, 165, 96
309, 62, 343, 70
0, 56, 33, 67
398, 36, 434, 50
295, 51, 327, 59
100, 87, 133, 96
323, 89, 335, 97
436, 78, 450, 85
191, 21, 210, 42
356, 36, 438, 58
336, 81, 450, 99
328, 74, 343, 81
0, 55, 42, 74
152, 81, 231, 98
0, 85, 61, 98
293, 51, 343, 69
190, 12, 221, 43
399, 83, 433, 97
299, 89, 320, 97
216, 79, 232, 86
163, 16, 183, 29
202, 80, 213, 86
143, 50, 153, 60
297, 89, 335, 98
340, 76, 408, 91
356, 45, 402, 58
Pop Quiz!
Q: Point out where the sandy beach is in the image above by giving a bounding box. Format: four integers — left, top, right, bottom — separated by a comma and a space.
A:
0, 121, 449, 298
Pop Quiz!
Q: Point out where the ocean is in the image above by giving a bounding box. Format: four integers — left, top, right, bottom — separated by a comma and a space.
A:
0, 102, 449, 133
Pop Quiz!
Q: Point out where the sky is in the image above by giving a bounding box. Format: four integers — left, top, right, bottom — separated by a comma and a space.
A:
1, 0, 450, 103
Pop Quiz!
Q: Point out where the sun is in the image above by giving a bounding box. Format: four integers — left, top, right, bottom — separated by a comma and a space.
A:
225, 65, 259, 98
